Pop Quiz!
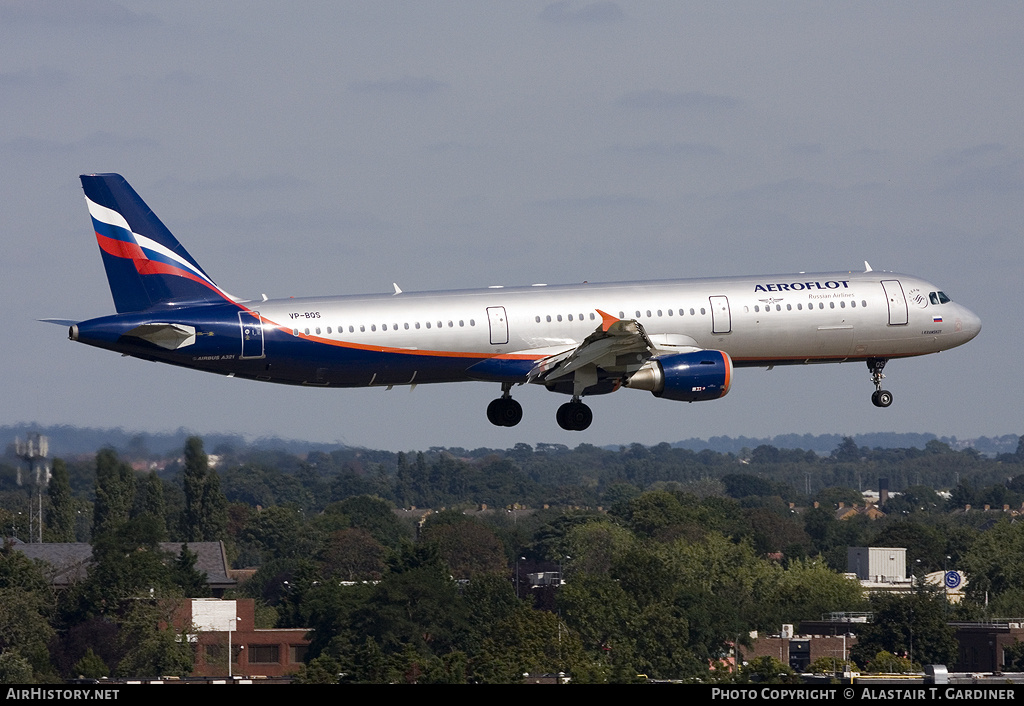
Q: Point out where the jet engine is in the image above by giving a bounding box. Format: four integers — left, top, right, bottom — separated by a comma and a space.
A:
625, 350, 732, 402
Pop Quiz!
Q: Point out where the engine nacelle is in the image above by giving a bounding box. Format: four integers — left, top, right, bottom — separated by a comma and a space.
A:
625, 350, 732, 402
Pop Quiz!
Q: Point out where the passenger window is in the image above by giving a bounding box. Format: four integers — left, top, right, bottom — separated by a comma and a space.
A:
315, 327, 321, 334
404, 323, 410, 330
426, 322, 431, 329
292, 329, 298, 336
568, 314, 573, 321
776, 305, 781, 311
689, 308, 695, 315
304, 328, 310, 335
557, 315, 562, 322
850, 301, 855, 308
646, 310, 652, 317
535, 316, 541, 323
754, 305, 760, 312
546, 315, 552, 322
371, 325, 376, 331
459, 320, 464, 327
349, 325, 354, 333
657, 309, 663, 317
415, 322, 420, 329
786, 304, 792, 311
700, 308, 706, 315
840, 301, 846, 308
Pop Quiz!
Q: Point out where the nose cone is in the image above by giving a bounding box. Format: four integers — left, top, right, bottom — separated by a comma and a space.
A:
957, 306, 981, 343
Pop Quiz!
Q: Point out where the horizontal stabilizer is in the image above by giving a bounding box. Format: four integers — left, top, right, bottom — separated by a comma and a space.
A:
39, 318, 79, 327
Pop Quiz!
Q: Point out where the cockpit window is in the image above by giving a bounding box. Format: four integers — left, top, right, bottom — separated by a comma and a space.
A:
929, 292, 939, 305
937, 291, 950, 304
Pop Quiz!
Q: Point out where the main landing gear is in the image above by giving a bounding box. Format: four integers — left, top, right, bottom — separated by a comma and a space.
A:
486, 385, 594, 431
487, 383, 523, 427
556, 399, 592, 431
868, 358, 893, 408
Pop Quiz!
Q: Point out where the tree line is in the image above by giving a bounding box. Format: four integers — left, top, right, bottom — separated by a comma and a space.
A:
1, 434, 1023, 682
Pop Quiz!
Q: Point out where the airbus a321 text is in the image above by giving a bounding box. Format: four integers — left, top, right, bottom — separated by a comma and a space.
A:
52, 174, 982, 431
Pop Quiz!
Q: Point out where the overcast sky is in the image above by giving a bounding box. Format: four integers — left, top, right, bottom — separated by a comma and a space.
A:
1, 2, 1019, 452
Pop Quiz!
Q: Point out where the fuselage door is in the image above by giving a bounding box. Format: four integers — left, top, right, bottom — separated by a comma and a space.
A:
239, 310, 265, 359
881, 280, 908, 326
709, 295, 731, 334
486, 306, 509, 345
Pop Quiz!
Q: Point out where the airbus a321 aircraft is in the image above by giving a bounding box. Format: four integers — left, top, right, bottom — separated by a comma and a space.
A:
56, 174, 981, 431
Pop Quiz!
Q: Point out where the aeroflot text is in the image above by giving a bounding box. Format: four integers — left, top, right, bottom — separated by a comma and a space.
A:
754, 281, 850, 292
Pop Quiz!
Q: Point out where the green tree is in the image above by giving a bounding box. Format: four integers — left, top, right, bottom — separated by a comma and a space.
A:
181, 437, 227, 542
113, 599, 193, 677
139, 471, 169, 541
93, 448, 136, 538
851, 591, 956, 668
0, 542, 55, 679
46, 458, 76, 542
420, 513, 506, 579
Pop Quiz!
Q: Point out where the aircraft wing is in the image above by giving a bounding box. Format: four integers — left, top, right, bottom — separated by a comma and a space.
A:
528, 309, 659, 384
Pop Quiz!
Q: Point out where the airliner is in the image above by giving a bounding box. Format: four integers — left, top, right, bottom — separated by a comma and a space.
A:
53, 174, 982, 431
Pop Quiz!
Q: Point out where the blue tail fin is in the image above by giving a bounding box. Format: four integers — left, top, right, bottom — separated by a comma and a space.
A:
81, 174, 233, 313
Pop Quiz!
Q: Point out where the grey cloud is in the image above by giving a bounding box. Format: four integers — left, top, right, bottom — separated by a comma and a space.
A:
617, 89, 741, 111
1, 132, 158, 156
348, 75, 448, 96
0, 67, 70, 89
0, 0, 159, 27
612, 142, 723, 159
539, 1, 625, 25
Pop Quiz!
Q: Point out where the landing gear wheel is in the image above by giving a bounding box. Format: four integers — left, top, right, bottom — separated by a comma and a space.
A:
871, 390, 893, 408
556, 401, 592, 431
867, 358, 892, 409
487, 397, 523, 427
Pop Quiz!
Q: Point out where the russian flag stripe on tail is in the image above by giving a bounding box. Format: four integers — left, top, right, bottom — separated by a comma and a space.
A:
80, 174, 233, 313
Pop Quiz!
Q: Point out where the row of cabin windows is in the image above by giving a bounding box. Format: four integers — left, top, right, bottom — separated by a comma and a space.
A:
294, 298, 874, 336
534, 307, 707, 323
749, 300, 868, 312
295, 319, 477, 336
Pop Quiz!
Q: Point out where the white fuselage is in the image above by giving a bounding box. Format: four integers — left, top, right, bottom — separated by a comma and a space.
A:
255, 271, 980, 370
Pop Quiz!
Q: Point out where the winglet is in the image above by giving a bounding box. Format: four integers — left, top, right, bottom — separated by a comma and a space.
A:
393, 283, 403, 295
596, 309, 619, 332
864, 261, 873, 272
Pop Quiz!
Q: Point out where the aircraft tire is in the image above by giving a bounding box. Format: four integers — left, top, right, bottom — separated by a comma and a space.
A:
501, 398, 523, 427
875, 390, 893, 408
488, 398, 523, 427
557, 401, 592, 431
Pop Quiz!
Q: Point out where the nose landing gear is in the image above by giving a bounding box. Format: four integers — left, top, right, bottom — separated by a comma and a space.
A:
868, 358, 893, 408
